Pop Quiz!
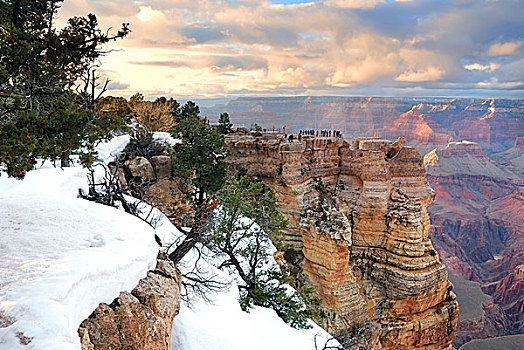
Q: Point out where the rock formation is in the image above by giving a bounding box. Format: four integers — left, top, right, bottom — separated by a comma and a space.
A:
205, 97, 523, 154
206, 96, 523, 346
121, 155, 192, 226
225, 132, 458, 348
424, 141, 523, 346
78, 252, 181, 350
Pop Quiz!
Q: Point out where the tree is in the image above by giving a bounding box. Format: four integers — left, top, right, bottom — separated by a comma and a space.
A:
218, 112, 232, 134
168, 114, 227, 264
0, 0, 129, 177
128, 92, 144, 109
175, 100, 200, 122
205, 175, 321, 328
132, 100, 175, 132
96, 95, 132, 123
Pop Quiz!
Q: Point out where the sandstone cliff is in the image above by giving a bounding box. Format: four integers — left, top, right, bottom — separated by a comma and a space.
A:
225, 132, 458, 348
78, 252, 181, 350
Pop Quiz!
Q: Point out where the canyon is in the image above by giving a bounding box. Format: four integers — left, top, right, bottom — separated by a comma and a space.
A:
207, 96, 524, 347
225, 133, 458, 348
76, 96, 521, 349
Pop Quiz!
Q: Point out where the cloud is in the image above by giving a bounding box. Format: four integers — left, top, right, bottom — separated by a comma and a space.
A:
107, 81, 130, 90
487, 41, 522, 56
395, 66, 445, 82
130, 55, 268, 71
136, 6, 165, 23
56, 0, 524, 98
464, 63, 499, 71
325, 0, 384, 9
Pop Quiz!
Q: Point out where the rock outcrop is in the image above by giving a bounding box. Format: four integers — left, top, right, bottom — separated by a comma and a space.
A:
225, 132, 458, 348
121, 155, 192, 226
78, 252, 181, 350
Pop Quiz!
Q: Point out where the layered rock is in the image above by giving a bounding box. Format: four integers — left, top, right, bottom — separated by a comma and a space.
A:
78, 253, 181, 350
205, 97, 524, 154
122, 155, 192, 226
424, 141, 524, 346
492, 137, 524, 178
225, 132, 458, 348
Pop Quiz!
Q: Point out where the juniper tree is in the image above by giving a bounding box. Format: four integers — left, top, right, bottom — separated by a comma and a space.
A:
0, 0, 129, 177
205, 175, 322, 329
168, 114, 227, 264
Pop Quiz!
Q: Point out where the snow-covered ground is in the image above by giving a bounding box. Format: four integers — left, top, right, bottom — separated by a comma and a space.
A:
0, 166, 159, 350
0, 134, 333, 350
171, 277, 332, 350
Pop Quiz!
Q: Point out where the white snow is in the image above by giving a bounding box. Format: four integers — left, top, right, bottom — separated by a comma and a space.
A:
0, 148, 158, 349
0, 133, 334, 350
171, 278, 333, 350
153, 131, 179, 146
95, 134, 131, 163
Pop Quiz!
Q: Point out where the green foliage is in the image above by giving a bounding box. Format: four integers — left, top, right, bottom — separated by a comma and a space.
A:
179, 101, 200, 120
120, 129, 166, 162
206, 175, 320, 329
170, 115, 226, 205
239, 269, 322, 329
0, 0, 128, 177
0, 110, 42, 177
218, 112, 232, 134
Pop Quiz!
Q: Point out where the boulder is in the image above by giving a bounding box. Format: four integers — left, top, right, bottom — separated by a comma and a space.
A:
125, 157, 155, 181
78, 253, 181, 350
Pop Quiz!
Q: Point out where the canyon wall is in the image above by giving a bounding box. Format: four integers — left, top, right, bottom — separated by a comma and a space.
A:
207, 96, 523, 346
226, 132, 458, 348
424, 141, 524, 346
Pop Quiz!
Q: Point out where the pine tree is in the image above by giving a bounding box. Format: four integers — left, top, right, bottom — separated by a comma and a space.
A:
218, 112, 232, 134
0, 0, 129, 177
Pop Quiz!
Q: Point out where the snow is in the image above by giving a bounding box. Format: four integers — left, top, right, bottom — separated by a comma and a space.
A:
153, 131, 179, 147
0, 132, 334, 350
171, 280, 332, 350
95, 134, 130, 163
0, 145, 158, 349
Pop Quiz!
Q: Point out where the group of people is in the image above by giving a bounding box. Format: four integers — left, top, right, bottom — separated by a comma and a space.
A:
298, 129, 343, 138
283, 128, 344, 142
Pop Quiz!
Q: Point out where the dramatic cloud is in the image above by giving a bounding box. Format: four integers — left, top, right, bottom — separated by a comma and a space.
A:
58, 0, 524, 99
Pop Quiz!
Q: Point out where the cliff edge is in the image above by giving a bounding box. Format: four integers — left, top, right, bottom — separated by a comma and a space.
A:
226, 132, 458, 349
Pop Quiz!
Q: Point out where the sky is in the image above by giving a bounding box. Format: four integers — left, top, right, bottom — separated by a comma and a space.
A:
57, 0, 524, 101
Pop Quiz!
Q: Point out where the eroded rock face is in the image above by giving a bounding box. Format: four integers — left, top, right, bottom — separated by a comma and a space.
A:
424, 141, 524, 345
226, 132, 458, 349
78, 253, 181, 350
120, 155, 192, 226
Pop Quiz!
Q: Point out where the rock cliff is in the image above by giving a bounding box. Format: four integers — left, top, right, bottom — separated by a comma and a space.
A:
225, 132, 458, 348
78, 252, 181, 350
